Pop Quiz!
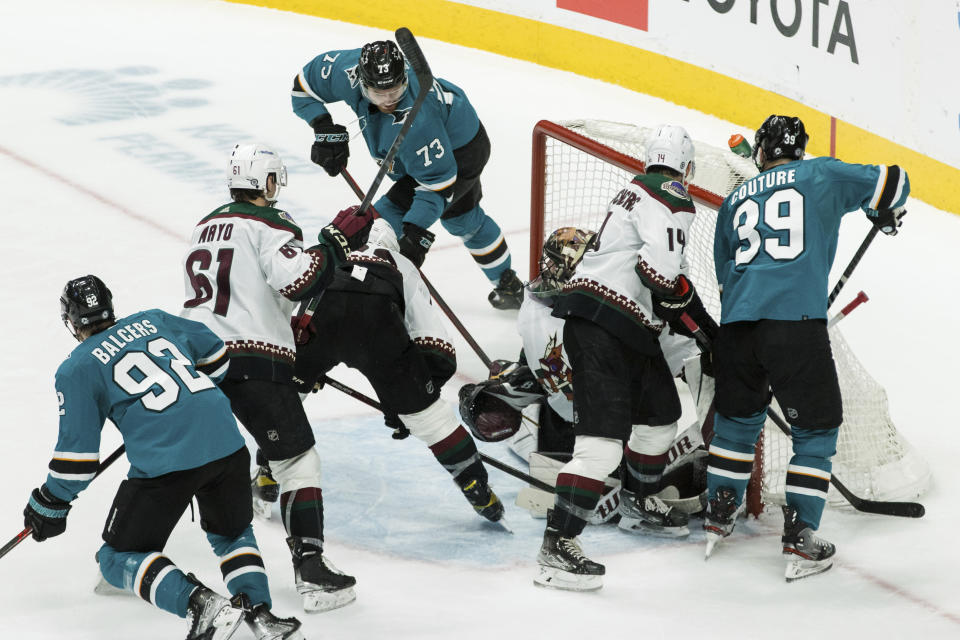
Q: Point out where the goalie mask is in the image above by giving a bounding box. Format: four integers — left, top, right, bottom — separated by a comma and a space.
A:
227, 143, 287, 203
535, 227, 595, 296
644, 124, 696, 186
359, 40, 408, 108
753, 115, 808, 170
60, 275, 115, 340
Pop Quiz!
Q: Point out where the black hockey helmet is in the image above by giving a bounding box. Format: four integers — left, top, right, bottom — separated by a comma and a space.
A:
753, 115, 808, 170
60, 275, 115, 340
359, 40, 407, 90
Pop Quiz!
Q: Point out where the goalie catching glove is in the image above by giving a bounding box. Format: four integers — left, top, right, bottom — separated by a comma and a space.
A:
866, 206, 906, 236
320, 205, 375, 262
310, 115, 350, 176
458, 360, 544, 442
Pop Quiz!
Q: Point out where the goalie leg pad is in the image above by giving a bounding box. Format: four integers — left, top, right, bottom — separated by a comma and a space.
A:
270, 448, 323, 493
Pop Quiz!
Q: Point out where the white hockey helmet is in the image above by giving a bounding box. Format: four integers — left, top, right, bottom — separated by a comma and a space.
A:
227, 143, 288, 203
367, 217, 400, 252
644, 125, 696, 185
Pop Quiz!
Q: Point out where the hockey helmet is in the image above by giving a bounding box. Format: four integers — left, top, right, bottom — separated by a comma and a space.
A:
644, 124, 696, 185
358, 40, 408, 107
227, 143, 287, 203
536, 227, 596, 295
753, 115, 808, 170
60, 275, 115, 340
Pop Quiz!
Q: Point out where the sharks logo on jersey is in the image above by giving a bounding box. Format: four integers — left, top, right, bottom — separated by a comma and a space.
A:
390, 107, 413, 126
344, 64, 360, 88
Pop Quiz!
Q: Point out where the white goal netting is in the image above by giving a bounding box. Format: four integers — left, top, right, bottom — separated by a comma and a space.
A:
531, 119, 930, 510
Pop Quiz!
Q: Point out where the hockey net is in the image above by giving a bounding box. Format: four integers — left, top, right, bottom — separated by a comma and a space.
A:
530, 119, 930, 515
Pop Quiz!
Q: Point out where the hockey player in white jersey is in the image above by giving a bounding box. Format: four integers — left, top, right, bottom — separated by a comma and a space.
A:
529, 126, 718, 591
182, 143, 374, 613
459, 227, 714, 528
291, 219, 506, 525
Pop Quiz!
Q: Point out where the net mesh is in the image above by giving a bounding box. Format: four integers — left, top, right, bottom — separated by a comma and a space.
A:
533, 119, 929, 509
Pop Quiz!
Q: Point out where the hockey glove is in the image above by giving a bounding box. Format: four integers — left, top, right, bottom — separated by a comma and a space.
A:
320, 205, 375, 262
398, 223, 435, 268
384, 412, 411, 440
24, 484, 71, 541
867, 206, 906, 236
650, 274, 695, 322
310, 115, 350, 177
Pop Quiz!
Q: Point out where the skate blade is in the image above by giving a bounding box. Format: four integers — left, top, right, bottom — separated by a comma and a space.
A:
533, 566, 603, 592
785, 557, 834, 582
93, 572, 134, 597
492, 515, 514, 533
252, 497, 273, 520
209, 605, 246, 640
301, 586, 357, 613
704, 532, 722, 560
617, 517, 690, 538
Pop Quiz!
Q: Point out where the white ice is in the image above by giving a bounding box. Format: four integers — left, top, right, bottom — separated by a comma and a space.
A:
1, 1, 958, 638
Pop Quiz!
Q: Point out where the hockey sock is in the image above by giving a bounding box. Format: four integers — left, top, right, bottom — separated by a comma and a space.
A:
429, 425, 485, 484
207, 525, 271, 609
706, 410, 765, 505
785, 427, 838, 530
443, 206, 511, 282
280, 487, 324, 546
552, 473, 606, 537
623, 445, 669, 496
97, 544, 194, 617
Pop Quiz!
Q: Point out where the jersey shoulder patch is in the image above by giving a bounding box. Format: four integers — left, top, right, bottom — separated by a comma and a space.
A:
631, 173, 695, 214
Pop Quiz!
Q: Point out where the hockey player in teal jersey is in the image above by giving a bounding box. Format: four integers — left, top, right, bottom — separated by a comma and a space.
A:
22, 275, 303, 640
292, 39, 524, 309
705, 115, 909, 581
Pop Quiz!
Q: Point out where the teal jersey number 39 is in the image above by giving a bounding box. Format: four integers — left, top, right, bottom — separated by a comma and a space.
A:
713, 156, 909, 324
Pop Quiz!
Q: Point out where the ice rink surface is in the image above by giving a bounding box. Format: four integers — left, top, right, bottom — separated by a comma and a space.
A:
1, 1, 958, 637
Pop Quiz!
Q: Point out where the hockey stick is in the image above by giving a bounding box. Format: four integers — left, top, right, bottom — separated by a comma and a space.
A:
828, 226, 880, 308
678, 313, 925, 518
294, 27, 435, 338
319, 374, 552, 491
1, 444, 126, 560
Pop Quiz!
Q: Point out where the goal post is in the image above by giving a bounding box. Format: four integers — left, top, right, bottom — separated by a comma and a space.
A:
529, 118, 930, 515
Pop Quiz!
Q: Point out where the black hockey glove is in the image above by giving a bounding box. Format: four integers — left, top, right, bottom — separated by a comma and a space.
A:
23, 484, 71, 542
384, 412, 411, 440
650, 274, 696, 323
699, 349, 714, 378
310, 115, 350, 177
398, 223, 435, 268
320, 205, 375, 262
867, 206, 906, 236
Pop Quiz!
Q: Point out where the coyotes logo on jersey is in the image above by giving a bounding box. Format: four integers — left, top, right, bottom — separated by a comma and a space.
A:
535, 333, 573, 401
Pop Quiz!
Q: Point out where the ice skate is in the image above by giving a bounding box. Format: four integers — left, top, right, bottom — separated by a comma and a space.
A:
488, 268, 524, 310
251, 464, 279, 520
782, 506, 835, 582
460, 477, 507, 525
245, 602, 305, 640
703, 486, 744, 559
534, 518, 605, 592
617, 490, 690, 537
288, 537, 357, 613
185, 575, 246, 640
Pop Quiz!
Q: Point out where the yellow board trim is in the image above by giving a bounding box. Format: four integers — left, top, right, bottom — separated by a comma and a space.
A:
228, 0, 959, 213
